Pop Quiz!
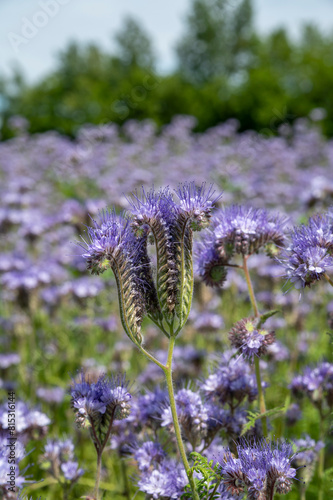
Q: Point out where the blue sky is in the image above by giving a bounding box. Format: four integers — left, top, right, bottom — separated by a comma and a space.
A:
1, 0, 333, 82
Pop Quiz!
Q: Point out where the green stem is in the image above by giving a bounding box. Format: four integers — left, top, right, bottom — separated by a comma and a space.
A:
164, 335, 200, 500
318, 409, 325, 500
138, 345, 166, 371
324, 272, 333, 288
254, 356, 268, 436
242, 256, 259, 317
94, 452, 102, 500
243, 256, 268, 436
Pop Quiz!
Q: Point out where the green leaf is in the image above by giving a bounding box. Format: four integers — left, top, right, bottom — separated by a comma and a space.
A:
256, 309, 279, 329
241, 406, 285, 436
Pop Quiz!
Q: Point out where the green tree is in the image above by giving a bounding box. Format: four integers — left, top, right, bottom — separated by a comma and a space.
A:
114, 16, 156, 69
176, 0, 255, 85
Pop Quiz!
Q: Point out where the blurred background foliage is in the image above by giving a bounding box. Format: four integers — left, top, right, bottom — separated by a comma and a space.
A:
1, 0, 333, 138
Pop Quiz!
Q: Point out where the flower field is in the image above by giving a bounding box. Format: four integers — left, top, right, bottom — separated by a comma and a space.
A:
0, 115, 333, 499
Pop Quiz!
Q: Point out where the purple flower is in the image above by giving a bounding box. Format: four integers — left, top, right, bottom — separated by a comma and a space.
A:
70, 371, 132, 430
292, 436, 324, 467
80, 209, 145, 344
36, 387, 65, 404
135, 446, 187, 499
0, 401, 50, 443
212, 205, 287, 258
134, 441, 166, 472
229, 317, 275, 361
279, 213, 333, 289
196, 205, 286, 288
219, 438, 297, 498
0, 353, 20, 369
161, 388, 209, 448
201, 351, 258, 407
289, 362, 333, 407
60, 461, 84, 481
174, 182, 222, 230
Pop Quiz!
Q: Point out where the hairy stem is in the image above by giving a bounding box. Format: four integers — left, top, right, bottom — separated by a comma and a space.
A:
164, 335, 200, 500
94, 452, 102, 500
242, 256, 259, 317
242, 256, 268, 436
318, 409, 325, 500
324, 272, 333, 288
254, 356, 268, 436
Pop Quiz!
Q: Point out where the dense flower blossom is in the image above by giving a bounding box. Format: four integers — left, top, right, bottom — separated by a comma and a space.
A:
161, 388, 209, 449
0, 401, 50, 443
0, 353, 20, 369
201, 351, 258, 407
134, 441, 187, 499
129, 387, 168, 431
219, 438, 297, 498
279, 212, 333, 289
212, 205, 286, 256
229, 317, 275, 361
42, 438, 84, 483
36, 386, 65, 404
289, 362, 333, 407
70, 372, 131, 430
196, 205, 287, 287
0, 435, 29, 499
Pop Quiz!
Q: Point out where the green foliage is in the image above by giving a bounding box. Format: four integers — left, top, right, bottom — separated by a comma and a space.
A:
182, 452, 221, 499
241, 406, 286, 436
114, 15, 156, 69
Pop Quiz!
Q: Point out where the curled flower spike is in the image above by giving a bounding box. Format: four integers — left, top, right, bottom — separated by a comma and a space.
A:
229, 317, 275, 362
126, 183, 220, 330
79, 210, 144, 344
195, 232, 229, 288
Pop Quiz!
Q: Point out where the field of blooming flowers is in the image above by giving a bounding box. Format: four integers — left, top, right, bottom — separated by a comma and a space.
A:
0, 115, 333, 499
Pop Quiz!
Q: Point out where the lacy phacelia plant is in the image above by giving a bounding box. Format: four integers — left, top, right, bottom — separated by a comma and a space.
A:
80, 183, 220, 500
70, 372, 131, 500
219, 438, 298, 499
41, 438, 84, 499
279, 212, 333, 289
196, 206, 287, 439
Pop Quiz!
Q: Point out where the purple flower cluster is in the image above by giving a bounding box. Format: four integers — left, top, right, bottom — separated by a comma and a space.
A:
70, 371, 132, 430
0, 434, 27, 499
42, 437, 84, 482
289, 362, 333, 407
201, 351, 258, 407
280, 212, 333, 289
219, 438, 297, 498
196, 205, 287, 287
228, 317, 275, 361
0, 401, 50, 443
134, 441, 187, 499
